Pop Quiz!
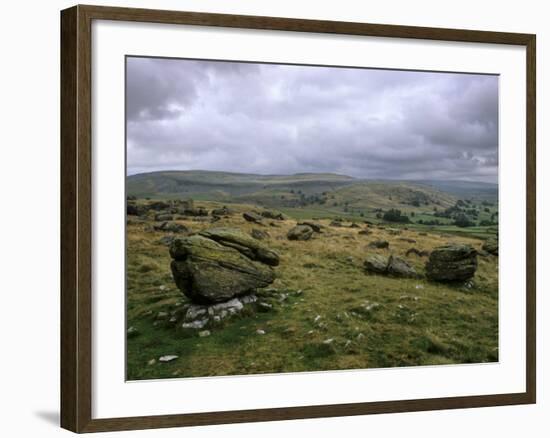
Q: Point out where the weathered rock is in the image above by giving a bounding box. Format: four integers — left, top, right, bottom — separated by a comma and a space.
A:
243, 211, 263, 224
425, 244, 478, 282
329, 220, 343, 227
199, 227, 279, 266
287, 225, 313, 241
170, 235, 275, 303
368, 240, 389, 249
406, 247, 430, 257
364, 254, 388, 274
387, 228, 401, 235
180, 207, 208, 217
350, 223, 361, 228
155, 213, 174, 221
358, 229, 372, 236
251, 228, 270, 240
153, 221, 189, 233
211, 206, 233, 216
158, 355, 178, 362
298, 221, 323, 233
387, 255, 418, 278
261, 210, 285, 220
482, 239, 498, 255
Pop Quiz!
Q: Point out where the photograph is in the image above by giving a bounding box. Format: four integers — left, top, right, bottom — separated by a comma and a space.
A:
125, 56, 499, 380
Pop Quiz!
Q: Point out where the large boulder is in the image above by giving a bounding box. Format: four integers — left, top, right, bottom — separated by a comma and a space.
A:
170, 235, 275, 304
387, 255, 418, 278
425, 244, 478, 282
199, 227, 279, 266
287, 225, 313, 241
364, 254, 388, 274
482, 239, 498, 256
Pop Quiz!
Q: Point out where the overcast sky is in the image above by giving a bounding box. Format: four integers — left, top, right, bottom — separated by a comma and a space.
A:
126, 57, 498, 183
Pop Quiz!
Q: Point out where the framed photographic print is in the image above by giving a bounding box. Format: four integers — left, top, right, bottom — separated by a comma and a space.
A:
60, 4, 536, 433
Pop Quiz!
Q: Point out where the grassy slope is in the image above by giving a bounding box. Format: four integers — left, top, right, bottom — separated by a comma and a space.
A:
126, 200, 498, 380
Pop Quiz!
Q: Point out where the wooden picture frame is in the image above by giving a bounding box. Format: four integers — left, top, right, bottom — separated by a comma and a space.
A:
60, 4, 536, 433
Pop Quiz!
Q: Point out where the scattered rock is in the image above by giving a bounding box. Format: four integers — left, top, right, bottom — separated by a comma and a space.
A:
199, 227, 279, 266
147, 358, 156, 365
180, 207, 208, 217
358, 229, 372, 236
260, 210, 285, 220
364, 254, 388, 274
127, 204, 145, 216
387, 228, 401, 235
257, 302, 273, 312
211, 206, 233, 216
398, 237, 417, 243
323, 338, 334, 344
405, 247, 430, 257
329, 220, 343, 227
127, 326, 139, 337
368, 240, 389, 249
350, 223, 361, 229
158, 235, 177, 246
154, 221, 189, 233
387, 255, 418, 278
243, 211, 263, 224
198, 330, 211, 337
181, 319, 209, 329
170, 235, 275, 303
425, 244, 478, 282
251, 229, 270, 240
298, 221, 323, 233
158, 355, 178, 362
482, 239, 498, 255
155, 213, 174, 221
149, 201, 171, 211
287, 225, 314, 241
256, 329, 266, 335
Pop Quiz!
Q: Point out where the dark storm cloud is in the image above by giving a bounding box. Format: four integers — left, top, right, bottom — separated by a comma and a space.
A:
126, 57, 498, 182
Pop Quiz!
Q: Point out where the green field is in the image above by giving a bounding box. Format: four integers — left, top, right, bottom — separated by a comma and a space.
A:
126, 185, 499, 380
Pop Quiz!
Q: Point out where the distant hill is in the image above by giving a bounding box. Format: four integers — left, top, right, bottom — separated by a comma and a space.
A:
127, 170, 497, 211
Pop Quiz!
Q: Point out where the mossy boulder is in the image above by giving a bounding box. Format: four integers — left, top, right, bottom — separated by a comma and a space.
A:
425, 244, 478, 282
287, 225, 314, 241
199, 227, 279, 266
387, 255, 418, 278
170, 235, 275, 304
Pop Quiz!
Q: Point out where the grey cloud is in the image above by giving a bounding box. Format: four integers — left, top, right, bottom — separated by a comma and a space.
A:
126, 57, 498, 183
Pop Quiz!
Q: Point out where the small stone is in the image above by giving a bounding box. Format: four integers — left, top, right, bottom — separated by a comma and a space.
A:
323, 338, 334, 344
198, 330, 211, 337
314, 315, 321, 323
159, 355, 178, 362
127, 326, 139, 337
147, 359, 156, 365
156, 311, 169, 320
256, 329, 266, 335
257, 302, 273, 312
181, 318, 208, 329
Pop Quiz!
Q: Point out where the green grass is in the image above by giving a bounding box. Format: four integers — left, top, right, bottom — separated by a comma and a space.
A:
126, 199, 499, 380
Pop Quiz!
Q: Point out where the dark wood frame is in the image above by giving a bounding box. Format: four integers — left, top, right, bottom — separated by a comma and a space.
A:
61, 4, 536, 433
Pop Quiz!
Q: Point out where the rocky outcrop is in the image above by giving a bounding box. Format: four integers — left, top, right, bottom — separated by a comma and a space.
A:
298, 221, 323, 233
199, 227, 279, 266
425, 244, 478, 282
169, 235, 275, 304
287, 225, 314, 241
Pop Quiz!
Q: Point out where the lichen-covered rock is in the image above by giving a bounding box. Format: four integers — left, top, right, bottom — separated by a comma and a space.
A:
425, 244, 478, 282
251, 229, 270, 240
170, 235, 275, 304
199, 227, 279, 266
287, 225, 313, 241
387, 255, 418, 278
482, 239, 498, 256
364, 254, 388, 274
